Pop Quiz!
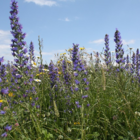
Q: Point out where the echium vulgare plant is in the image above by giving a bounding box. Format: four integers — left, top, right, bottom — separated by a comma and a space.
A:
95, 52, 101, 70
62, 57, 72, 88
125, 54, 130, 72
71, 43, 90, 139
29, 41, 35, 63
0, 57, 9, 96
9, 0, 37, 97
6, 0, 39, 133
114, 28, 126, 71
130, 52, 136, 76
104, 34, 111, 68
48, 61, 60, 108
71, 43, 89, 106
61, 57, 73, 112
135, 49, 140, 77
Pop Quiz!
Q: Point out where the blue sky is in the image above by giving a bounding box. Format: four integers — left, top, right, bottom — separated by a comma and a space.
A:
0, 0, 140, 65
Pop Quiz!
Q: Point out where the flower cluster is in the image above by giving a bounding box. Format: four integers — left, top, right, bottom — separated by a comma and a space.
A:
29, 41, 35, 63
48, 61, 59, 91
0, 57, 9, 96
104, 34, 111, 67
114, 28, 126, 67
62, 59, 71, 86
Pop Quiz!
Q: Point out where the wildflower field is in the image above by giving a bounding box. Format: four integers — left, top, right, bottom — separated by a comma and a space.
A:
1, 0, 140, 140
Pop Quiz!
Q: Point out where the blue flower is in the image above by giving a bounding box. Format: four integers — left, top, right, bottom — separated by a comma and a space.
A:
1, 88, 9, 95
0, 110, 6, 115
1, 132, 7, 137
4, 125, 12, 131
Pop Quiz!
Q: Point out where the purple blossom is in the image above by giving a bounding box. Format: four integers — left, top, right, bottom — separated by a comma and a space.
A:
4, 125, 12, 131
1, 88, 9, 95
82, 95, 88, 99
114, 28, 125, 66
1, 132, 7, 137
0, 110, 6, 115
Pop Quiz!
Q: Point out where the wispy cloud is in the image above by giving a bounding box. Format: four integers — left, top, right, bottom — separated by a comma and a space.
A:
65, 18, 70, 22
89, 39, 104, 44
122, 39, 135, 45
89, 38, 135, 46
59, 17, 70, 22
24, 0, 57, 6
58, 0, 75, 2
0, 30, 14, 63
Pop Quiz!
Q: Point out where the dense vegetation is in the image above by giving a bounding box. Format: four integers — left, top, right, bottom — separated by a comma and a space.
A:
1, 0, 140, 140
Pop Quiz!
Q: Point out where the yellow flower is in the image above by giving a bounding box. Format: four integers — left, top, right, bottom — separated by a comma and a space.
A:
33, 62, 36, 65
58, 72, 61, 75
30, 97, 32, 100
67, 61, 71, 64
63, 53, 66, 55
57, 61, 60, 64
74, 122, 80, 125
8, 92, 14, 97
0, 100, 3, 103
80, 47, 85, 50
36, 74, 40, 76
40, 72, 45, 75
68, 48, 73, 52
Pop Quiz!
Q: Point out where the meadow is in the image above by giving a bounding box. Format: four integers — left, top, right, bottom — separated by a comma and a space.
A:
1, 0, 140, 140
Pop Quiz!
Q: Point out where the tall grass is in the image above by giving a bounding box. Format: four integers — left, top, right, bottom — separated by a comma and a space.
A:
1, 0, 140, 140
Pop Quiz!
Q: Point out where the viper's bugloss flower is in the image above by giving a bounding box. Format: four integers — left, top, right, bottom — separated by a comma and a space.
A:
104, 34, 111, 67
0, 110, 6, 115
0, 56, 4, 65
75, 87, 79, 91
75, 79, 80, 85
4, 125, 12, 131
1, 132, 7, 137
131, 52, 136, 74
95, 52, 100, 65
1, 88, 9, 95
29, 41, 35, 62
136, 49, 140, 76
82, 95, 88, 99
114, 28, 125, 66
62, 59, 71, 85
48, 61, 59, 90
71, 43, 89, 92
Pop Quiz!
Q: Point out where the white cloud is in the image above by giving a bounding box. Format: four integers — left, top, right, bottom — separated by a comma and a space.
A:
122, 39, 135, 45
89, 39, 104, 44
59, 17, 70, 22
88, 38, 135, 46
58, 0, 75, 2
24, 0, 57, 6
0, 30, 13, 63
65, 18, 70, 22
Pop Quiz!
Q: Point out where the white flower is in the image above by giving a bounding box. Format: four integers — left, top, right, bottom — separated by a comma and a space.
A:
42, 69, 49, 72
31, 61, 37, 68
34, 79, 41, 82
5, 71, 9, 74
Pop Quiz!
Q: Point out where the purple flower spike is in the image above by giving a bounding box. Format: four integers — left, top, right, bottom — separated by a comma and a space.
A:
114, 29, 125, 66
